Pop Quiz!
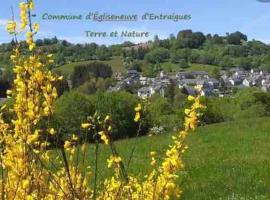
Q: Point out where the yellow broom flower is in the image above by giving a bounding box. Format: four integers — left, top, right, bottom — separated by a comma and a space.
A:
28, 0, 34, 9
6, 21, 17, 34
19, 2, 27, 30
33, 23, 39, 32
134, 112, 140, 122
134, 103, 142, 122
81, 123, 91, 129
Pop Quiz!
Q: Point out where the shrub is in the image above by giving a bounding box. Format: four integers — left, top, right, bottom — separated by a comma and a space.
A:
147, 95, 181, 131
53, 91, 95, 141
145, 47, 169, 63
202, 88, 270, 124
89, 91, 147, 139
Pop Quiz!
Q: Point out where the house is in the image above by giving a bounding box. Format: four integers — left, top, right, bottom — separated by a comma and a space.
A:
137, 87, 153, 99
242, 75, 263, 87
139, 76, 148, 85
160, 71, 165, 78
262, 78, 270, 86
124, 76, 140, 85
127, 70, 140, 78
262, 85, 270, 92
220, 77, 233, 88
191, 71, 209, 79
109, 80, 130, 92
109, 82, 125, 92
200, 89, 213, 96
196, 80, 206, 89
137, 83, 165, 99
219, 70, 227, 76
151, 84, 165, 97
182, 86, 198, 96
176, 72, 193, 80
230, 68, 249, 80
228, 77, 243, 86
250, 69, 264, 75
178, 79, 200, 88
206, 78, 219, 89
229, 68, 243, 76
113, 72, 124, 81
261, 78, 270, 92
124, 70, 141, 85
160, 78, 171, 87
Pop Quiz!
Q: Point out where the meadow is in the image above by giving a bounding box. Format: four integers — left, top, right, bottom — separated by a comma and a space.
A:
75, 117, 270, 200
53, 56, 125, 77
53, 56, 220, 79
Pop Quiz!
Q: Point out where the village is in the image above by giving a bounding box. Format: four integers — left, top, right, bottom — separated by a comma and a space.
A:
109, 68, 270, 98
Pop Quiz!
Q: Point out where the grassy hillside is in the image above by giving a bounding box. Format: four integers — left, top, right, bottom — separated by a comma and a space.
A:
53, 56, 125, 78
159, 62, 219, 75
53, 55, 219, 79
73, 117, 270, 199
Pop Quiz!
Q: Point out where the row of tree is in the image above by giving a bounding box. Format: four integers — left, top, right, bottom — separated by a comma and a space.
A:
71, 62, 113, 88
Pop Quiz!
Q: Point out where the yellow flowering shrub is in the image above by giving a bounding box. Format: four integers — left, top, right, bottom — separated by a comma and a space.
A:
0, 0, 205, 199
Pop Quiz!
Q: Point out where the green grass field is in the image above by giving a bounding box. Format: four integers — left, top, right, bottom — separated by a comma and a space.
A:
162, 62, 218, 74
53, 56, 125, 78
186, 63, 219, 75
71, 117, 270, 199
54, 56, 219, 79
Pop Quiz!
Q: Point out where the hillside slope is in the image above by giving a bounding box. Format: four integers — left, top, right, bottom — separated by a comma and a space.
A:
53, 56, 125, 78
80, 117, 270, 199
183, 117, 270, 200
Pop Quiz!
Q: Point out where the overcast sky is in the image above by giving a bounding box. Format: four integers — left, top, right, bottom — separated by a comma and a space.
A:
0, 0, 270, 45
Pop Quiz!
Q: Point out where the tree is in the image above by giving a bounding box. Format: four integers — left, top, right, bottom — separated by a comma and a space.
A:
71, 62, 113, 87
78, 78, 112, 94
61, 40, 70, 46
177, 30, 206, 48
153, 35, 160, 48
179, 59, 190, 69
55, 53, 65, 65
136, 47, 148, 60
53, 91, 95, 141
145, 48, 169, 63
0, 79, 10, 98
170, 49, 190, 63
0, 69, 13, 97
36, 39, 43, 46
88, 92, 146, 139
219, 56, 234, 69
192, 32, 206, 48
227, 31, 247, 45
53, 76, 70, 96
96, 45, 111, 60
212, 68, 221, 79
129, 60, 142, 72
165, 80, 176, 102
212, 34, 223, 44
51, 36, 58, 44
43, 38, 52, 45
224, 45, 248, 57
235, 57, 252, 70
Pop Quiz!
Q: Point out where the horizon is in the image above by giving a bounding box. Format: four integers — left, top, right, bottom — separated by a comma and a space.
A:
0, 29, 269, 47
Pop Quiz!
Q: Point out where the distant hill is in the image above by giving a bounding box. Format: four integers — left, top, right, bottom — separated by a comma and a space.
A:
2, 30, 270, 85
